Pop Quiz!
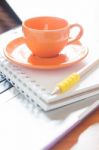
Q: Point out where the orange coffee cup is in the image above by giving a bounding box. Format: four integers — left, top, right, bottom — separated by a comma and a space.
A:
22, 16, 83, 58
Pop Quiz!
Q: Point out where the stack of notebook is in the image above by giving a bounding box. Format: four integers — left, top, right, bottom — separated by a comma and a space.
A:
0, 28, 99, 111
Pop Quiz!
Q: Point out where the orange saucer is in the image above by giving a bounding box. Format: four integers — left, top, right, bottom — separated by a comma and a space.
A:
4, 37, 88, 69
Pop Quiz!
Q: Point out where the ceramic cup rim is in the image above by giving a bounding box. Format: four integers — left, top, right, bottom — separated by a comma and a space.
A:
22, 16, 70, 32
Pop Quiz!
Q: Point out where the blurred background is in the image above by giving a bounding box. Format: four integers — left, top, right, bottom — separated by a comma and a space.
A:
0, 0, 99, 54
0, 0, 21, 33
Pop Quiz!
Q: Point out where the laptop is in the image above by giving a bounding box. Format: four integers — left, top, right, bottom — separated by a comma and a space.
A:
0, 1, 99, 150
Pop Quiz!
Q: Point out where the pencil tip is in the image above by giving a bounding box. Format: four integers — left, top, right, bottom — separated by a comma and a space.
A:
51, 87, 60, 95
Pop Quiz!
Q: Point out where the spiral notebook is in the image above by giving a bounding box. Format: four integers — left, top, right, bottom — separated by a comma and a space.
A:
0, 28, 99, 111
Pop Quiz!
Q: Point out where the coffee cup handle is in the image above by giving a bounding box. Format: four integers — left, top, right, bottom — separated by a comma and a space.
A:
67, 24, 83, 45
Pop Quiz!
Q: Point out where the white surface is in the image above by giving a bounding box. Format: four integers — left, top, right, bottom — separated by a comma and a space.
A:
0, 93, 99, 150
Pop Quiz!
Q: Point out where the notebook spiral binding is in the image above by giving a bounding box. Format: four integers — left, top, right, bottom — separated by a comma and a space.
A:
0, 70, 41, 111
0, 59, 45, 111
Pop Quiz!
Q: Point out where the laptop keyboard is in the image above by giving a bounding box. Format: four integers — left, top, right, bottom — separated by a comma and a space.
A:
0, 76, 13, 94
0, 74, 5, 82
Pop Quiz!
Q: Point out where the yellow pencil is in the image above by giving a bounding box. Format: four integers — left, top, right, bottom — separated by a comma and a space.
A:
52, 58, 99, 95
